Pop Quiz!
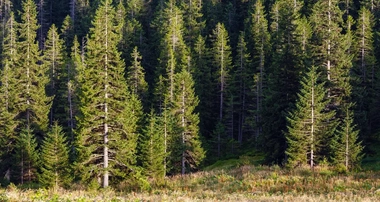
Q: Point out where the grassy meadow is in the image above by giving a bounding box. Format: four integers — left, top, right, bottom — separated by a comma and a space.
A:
2, 156, 380, 201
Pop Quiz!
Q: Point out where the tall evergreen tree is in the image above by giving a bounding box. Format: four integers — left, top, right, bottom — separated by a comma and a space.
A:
75, 0, 140, 188
179, 0, 205, 48
261, 0, 304, 162
43, 24, 66, 126
39, 122, 71, 189
172, 69, 204, 174
247, 0, 270, 141
233, 32, 252, 145
310, 0, 353, 116
0, 12, 18, 181
285, 66, 335, 168
211, 22, 233, 158
191, 35, 214, 140
352, 7, 377, 143
15, 0, 52, 136
154, 0, 189, 102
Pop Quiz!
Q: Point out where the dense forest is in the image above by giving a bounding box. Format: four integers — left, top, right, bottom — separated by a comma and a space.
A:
0, 0, 379, 189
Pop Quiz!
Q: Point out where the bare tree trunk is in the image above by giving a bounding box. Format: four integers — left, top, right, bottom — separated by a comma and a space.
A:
70, 0, 75, 23
310, 69, 315, 169
218, 34, 224, 158
103, 8, 109, 188
181, 79, 186, 175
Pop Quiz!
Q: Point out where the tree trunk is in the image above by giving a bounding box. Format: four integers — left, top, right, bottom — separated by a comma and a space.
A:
103, 9, 109, 188
310, 70, 315, 169
181, 79, 186, 175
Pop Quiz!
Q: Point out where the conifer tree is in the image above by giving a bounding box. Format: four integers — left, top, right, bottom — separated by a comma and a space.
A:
121, 0, 146, 65
310, 0, 353, 116
155, 1, 189, 102
234, 32, 252, 145
140, 110, 166, 180
191, 35, 214, 139
285, 66, 335, 168
310, 0, 354, 159
75, 0, 140, 188
43, 24, 66, 126
211, 22, 233, 158
0, 12, 18, 181
15, 0, 52, 135
353, 8, 377, 140
179, 0, 205, 48
248, 0, 270, 141
66, 36, 81, 142
172, 69, 204, 174
39, 122, 71, 189
15, 129, 39, 184
330, 105, 364, 170
262, 0, 304, 162
126, 46, 148, 101
61, 15, 75, 54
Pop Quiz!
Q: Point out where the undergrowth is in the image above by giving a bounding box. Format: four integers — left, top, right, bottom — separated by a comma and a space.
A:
2, 162, 380, 201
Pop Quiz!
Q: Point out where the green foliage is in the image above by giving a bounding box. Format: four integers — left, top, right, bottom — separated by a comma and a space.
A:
330, 105, 364, 170
39, 122, 71, 189
191, 35, 215, 141
139, 110, 166, 180
75, 0, 141, 187
179, 0, 205, 47
15, 129, 39, 184
172, 69, 205, 174
0, 12, 19, 178
43, 24, 67, 126
211, 22, 233, 158
126, 46, 148, 101
285, 66, 336, 168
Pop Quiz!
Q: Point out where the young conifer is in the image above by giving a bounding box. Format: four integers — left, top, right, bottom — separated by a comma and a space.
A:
39, 122, 71, 189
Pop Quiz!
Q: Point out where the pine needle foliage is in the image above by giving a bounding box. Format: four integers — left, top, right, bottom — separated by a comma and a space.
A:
285, 66, 335, 169
39, 122, 71, 189
75, 0, 140, 188
330, 105, 364, 171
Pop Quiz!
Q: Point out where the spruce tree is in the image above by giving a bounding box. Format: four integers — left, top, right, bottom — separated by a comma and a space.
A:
0, 12, 18, 181
140, 110, 166, 180
310, 0, 353, 117
179, 0, 205, 48
330, 105, 364, 171
172, 69, 204, 174
234, 32, 252, 145
353, 8, 377, 143
154, 0, 189, 102
43, 24, 66, 126
39, 122, 71, 189
262, 0, 304, 162
75, 0, 140, 188
126, 46, 148, 101
16, 0, 52, 135
248, 0, 270, 141
285, 66, 335, 168
15, 129, 39, 184
211, 22, 233, 158
191, 35, 214, 140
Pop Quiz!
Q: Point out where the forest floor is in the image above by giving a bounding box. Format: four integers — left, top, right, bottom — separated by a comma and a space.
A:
2, 156, 380, 201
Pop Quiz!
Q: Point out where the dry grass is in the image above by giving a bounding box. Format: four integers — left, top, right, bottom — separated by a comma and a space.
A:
2, 165, 380, 201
